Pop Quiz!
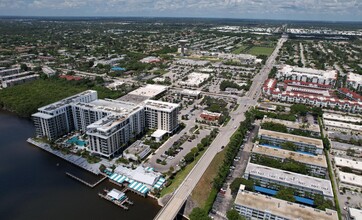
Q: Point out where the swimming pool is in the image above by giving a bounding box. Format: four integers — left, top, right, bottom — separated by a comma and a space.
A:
66, 136, 86, 146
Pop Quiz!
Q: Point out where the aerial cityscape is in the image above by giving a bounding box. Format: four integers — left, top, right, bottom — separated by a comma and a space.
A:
0, 2, 361, 220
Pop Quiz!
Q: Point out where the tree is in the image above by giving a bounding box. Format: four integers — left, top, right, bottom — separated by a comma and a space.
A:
226, 209, 245, 220
230, 178, 244, 194
290, 104, 309, 116
20, 63, 28, 71
189, 207, 211, 220
275, 187, 295, 202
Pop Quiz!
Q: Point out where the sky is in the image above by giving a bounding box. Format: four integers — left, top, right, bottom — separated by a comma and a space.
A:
0, 0, 361, 22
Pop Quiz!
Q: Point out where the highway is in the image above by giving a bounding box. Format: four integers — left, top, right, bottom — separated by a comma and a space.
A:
154, 36, 286, 220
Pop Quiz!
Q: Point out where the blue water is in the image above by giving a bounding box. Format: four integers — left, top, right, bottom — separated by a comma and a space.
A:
254, 186, 314, 206
111, 67, 126, 71
66, 136, 86, 146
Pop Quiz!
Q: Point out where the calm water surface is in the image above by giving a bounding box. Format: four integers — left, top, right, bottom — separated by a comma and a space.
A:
0, 110, 160, 220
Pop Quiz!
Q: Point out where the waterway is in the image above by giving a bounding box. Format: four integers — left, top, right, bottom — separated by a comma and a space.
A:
0, 110, 161, 220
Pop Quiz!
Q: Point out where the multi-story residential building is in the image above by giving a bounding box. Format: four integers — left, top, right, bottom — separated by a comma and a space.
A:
144, 100, 179, 133
1, 74, 39, 88
258, 129, 324, 155
86, 106, 145, 158
347, 72, 362, 91
0, 68, 20, 77
276, 65, 337, 86
243, 162, 334, 199
334, 157, 362, 174
32, 88, 180, 158
252, 144, 327, 177
32, 90, 98, 140
336, 171, 362, 191
234, 185, 338, 220
262, 117, 321, 137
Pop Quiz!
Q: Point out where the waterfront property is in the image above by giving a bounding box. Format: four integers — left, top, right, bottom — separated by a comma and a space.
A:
234, 185, 338, 220
251, 144, 328, 177
32, 87, 180, 158
243, 162, 334, 199
258, 129, 324, 155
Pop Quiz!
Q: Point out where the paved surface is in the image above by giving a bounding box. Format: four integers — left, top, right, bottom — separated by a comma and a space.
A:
300, 42, 306, 67
154, 37, 286, 220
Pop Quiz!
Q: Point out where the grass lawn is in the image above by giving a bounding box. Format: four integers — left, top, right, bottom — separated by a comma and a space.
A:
190, 149, 226, 208
232, 45, 247, 54
160, 148, 207, 197
247, 46, 274, 56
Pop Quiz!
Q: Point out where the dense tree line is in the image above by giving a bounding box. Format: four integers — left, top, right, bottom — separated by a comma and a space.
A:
0, 77, 129, 117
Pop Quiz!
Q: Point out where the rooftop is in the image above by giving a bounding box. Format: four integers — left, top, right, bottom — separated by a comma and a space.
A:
338, 171, 362, 187
324, 119, 362, 132
280, 65, 337, 80
347, 72, 362, 82
235, 186, 338, 220
245, 162, 334, 197
323, 113, 362, 124
145, 100, 179, 112
258, 129, 324, 149
349, 208, 362, 220
252, 144, 327, 168
262, 117, 320, 133
128, 84, 168, 98
334, 157, 362, 172
114, 166, 161, 186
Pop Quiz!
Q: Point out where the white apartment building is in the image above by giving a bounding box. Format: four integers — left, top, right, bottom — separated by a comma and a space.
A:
32, 90, 98, 140
347, 72, 362, 91
234, 185, 338, 220
262, 117, 321, 137
0, 68, 20, 77
144, 100, 179, 133
32, 89, 180, 158
243, 162, 334, 199
258, 129, 324, 155
252, 144, 328, 177
276, 65, 337, 86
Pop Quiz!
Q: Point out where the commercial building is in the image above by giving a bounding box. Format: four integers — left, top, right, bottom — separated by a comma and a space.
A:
119, 84, 168, 104
42, 66, 56, 77
179, 72, 210, 87
234, 185, 338, 220
276, 65, 337, 86
200, 110, 222, 121
123, 140, 151, 161
33, 89, 179, 158
174, 89, 202, 99
262, 117, 321, 137
347, 72, 362, 91
334, 157, 362, 174
140, 56, 161, 63
175, 59, 210, 66
243, 163, 334, 199
258, 129, 324, 155
252, 144, 327, 176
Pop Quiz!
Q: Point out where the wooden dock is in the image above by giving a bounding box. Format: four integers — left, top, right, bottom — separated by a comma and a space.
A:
66, 172, 107, 188
98, 190, 132, 210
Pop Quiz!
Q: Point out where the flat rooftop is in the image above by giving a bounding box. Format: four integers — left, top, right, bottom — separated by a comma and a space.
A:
280, 65, 337, 80
252, 144, 327, 168
262, 117, 320, 133
338, 171, 362, 188
39, 90, 97, 112
144, 100, 179, 112
258, 129, 324, 149
323, 113, 362, 124
349, 208, 362, 220
324, 119, 362, 132
128, 84, 168, 98
235, 188, 338, 220
348, 72, 362, 83
334, 157, 362, 172
245, 162, 334, 197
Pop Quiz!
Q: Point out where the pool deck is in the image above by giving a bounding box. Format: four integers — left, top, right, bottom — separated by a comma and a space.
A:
27, 138, 100, 175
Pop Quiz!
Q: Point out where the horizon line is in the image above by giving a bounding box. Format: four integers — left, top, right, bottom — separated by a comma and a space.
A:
0, 15, 361, 23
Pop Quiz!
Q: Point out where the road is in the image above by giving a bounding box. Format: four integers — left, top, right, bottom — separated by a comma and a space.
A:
154, 37, 286, 220
300, 43, 306, 67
